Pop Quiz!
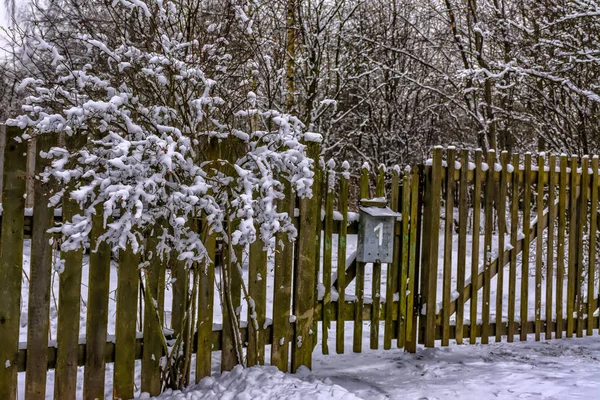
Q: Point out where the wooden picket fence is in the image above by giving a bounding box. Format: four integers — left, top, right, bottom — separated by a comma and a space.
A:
1, 122, 599, 399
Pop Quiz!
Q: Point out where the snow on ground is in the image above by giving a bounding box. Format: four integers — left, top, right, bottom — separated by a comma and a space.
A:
151, 335, 600, 400
150, 365, 360, 400
309, 335, 600, 400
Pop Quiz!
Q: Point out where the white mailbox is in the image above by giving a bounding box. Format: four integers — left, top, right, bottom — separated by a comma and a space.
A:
356, 198, 401, 264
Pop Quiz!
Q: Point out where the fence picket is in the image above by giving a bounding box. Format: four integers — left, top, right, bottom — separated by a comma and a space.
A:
482, 150, 495, 344
588, 156, 598, 336
556, 155, 568, 338
321, 163, 335, 355
370, 165, 385, 350
272, 178, 295, 370
197, 215, 216, 378
545, 154, 557, 340
442, 148, 456, 346
455, 150, 469, 344
520, 153, 532, 341
567, 156, 578, 337
25, 133, 57, 400
535, 154, 545, 341
576, 157, 589, 338
496, 151, 509, 342
353, 165, 370, 353
424, 148, 442, 347
113, 244, 140, 400
0, 126, 27, 400
83, 204, 112, 400
141, 230, 167, 395
55, 206, 85, 399
336, 163, 349, 354
291, 139, 321, 372
470, 150, 483, 344
55, 133, 86, 399
508, 153, 520, 343
405, 169, 420, 352
387, 167, 401, 349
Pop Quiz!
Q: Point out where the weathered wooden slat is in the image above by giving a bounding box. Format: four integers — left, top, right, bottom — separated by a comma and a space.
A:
272, 178, 295, 370
587, 156, 598, 337
521, 153, 532, 342
370, 165, 385, 350
495, 151, 508, 343
419, 164, 432, 347
197, 216, 216, 378
425, 148, 443, 347
113, 243, 140, 400
470, 150, 483, 344
556, 155, 568, 339
534, 154, 545, 341
220, 236, 238, 372
321, 163, 335, 355
508, 154, 520, 343
387, 167, 401, 349
25, 133, 57, 400
545, 154, 556, 340
141, 229, 167, 395
83, 203, 112, 400
455, 150, 469, 345
353, 165, 370, 353
291, 139, 321, 372
481, 150, 495, 344
442, 148, 456, 346
0, 126, 27, 400
566, 156, 578, 337
336, 163, 349, 354
405, 167, 421, 353
55, 137, 87, 400
576, 157, 588, 338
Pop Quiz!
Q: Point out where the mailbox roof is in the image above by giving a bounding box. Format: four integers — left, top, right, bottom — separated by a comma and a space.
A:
359, 206, 402, 218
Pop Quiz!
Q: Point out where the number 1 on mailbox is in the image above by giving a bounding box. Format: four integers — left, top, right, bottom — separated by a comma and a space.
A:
356, 198, 402, 264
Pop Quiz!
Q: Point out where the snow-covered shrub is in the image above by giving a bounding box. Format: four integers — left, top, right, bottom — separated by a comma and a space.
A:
9, 0, 314, 264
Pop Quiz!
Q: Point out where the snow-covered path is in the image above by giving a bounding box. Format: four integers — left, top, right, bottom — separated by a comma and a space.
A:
309, 336, 600, 399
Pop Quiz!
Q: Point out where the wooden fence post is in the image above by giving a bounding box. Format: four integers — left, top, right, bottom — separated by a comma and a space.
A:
496, 151, 509, 342
114, 243, 140, 400
470, 149, 483, 344
424, 147, 442, 347
291, 137, 321, 372
335, 162, 349, 354
534, 154, 545, 341
442, 148, 456, 346
566, 156, 578, 337
507, 153, 520, 343
545, 154, 557, 339
320, 161, 335, 355
353, 164, 370, 353
520, 153, 532, 341
455, 150, 469, 344
0, 126, 27, 400
556, 154, 568, 338
587, 156, 598, 336
386, 166, 401, 349
370, 165, 385, 349
141, 227, 167, 396
196, 215, 216, 378
25, 132, 57, 400
55, 133, 86, 399
271, 177, 295, 370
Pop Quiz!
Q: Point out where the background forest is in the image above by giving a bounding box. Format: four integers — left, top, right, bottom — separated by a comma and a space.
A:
1, 0, 600, 170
